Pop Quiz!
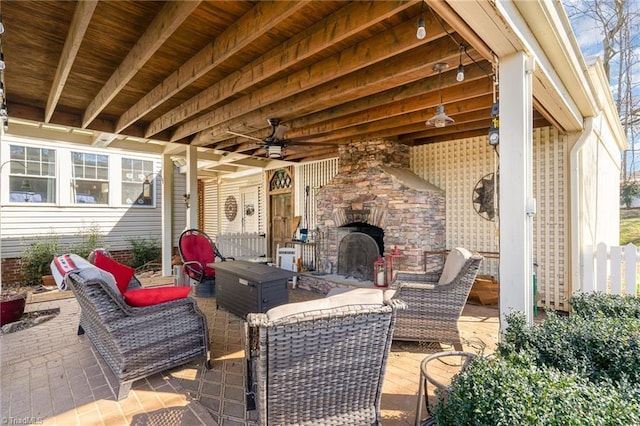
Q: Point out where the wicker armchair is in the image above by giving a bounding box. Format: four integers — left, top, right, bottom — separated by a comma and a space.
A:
65, 270, 210, 400
390, 248, 483, 350
245, 289, 405, 425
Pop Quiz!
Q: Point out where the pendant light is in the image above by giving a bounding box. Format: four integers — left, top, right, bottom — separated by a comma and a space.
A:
426, 62, 454, 128
416, 0, 426, 40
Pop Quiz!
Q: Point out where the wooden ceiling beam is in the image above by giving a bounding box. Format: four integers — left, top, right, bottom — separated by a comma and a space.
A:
145, 0, 414, 138
173, 16, 451, 142
284, 63, 491, 139
197, 58, 490, 146
284, 72, 492, 141
45, 0, 97, 123
118, 1, 308, 134
190, 35, 460, 147
81, 1, 201, 128
299, 95, 493, 143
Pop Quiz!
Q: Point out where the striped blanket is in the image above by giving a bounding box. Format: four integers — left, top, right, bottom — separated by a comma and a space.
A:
50, 254, 102, 290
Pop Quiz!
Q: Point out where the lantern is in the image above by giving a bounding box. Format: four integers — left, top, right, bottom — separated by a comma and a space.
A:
385, 246, 405, 285
373, 256, 386, 287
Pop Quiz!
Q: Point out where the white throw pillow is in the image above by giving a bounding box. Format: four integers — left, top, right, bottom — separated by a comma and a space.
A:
437, 247, 472, 285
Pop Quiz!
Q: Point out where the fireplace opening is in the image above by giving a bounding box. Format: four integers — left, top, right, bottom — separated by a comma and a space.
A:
337, 223, 384, 281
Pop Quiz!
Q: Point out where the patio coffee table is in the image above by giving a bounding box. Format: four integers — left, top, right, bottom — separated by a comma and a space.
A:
213, 260, 295, 318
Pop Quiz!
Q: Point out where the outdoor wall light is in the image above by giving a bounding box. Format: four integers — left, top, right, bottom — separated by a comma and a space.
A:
183, 193, 190, 208
142, 172, 162, 200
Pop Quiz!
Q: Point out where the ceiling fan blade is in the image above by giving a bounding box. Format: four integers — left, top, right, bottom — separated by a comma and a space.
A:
273, 124, 289, 140
286, 140, 339, 146
226, 130, 264, 143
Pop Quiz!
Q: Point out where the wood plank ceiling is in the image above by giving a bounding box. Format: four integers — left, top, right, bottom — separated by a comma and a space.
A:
1, 0, 549, 166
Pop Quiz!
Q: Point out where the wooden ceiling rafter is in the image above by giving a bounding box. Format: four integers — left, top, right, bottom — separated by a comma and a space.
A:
144, 0, 415, 139
117, 0, 308, 133
172, 14, 450, 143
192, 34, 461, 148
3, 1, 555, 168
45, 0, 98, 123
81, 1, 201, 128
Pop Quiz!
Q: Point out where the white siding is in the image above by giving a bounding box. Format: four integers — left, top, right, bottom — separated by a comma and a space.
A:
1, 135, 164, 258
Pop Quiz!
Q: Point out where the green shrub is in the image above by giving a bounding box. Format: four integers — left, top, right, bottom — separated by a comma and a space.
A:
21, 235, 61, 284
432, 356, 640, 426
433, 294, 640, 425
67, 224, 105, 259
569, 291, 640, 319
498, 311, 640, 384
127, 237, 160, 268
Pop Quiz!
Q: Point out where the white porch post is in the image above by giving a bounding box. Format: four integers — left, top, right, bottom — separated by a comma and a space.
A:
186, 145, 198, 230
499, 52, 535, 330
161, 154, 174, 277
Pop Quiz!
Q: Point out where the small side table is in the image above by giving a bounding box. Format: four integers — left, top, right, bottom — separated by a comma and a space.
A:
415, 351, 477, 426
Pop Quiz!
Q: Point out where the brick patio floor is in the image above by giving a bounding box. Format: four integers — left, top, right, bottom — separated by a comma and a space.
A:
0, 280, 499, 425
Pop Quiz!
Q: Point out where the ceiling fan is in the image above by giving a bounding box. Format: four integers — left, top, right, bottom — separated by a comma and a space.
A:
226, 118, 334, 158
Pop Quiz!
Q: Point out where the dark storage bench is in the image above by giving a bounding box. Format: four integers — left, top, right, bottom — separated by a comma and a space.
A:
214, 260, 295, 318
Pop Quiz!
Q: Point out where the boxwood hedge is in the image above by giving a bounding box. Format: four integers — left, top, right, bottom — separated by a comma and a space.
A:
431, 292, 640, 425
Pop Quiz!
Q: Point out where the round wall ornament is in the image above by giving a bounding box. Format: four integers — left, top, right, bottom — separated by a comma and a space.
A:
225, 196, 238, 221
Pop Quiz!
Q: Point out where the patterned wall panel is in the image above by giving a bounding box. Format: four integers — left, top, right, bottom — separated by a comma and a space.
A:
412, 137, 500, 277
295, 158, 339, 233
411, 128, 567, 309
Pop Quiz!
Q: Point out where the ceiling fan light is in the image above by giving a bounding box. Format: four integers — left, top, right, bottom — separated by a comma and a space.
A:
266, 144, 282, 158
426, 105, 454, 128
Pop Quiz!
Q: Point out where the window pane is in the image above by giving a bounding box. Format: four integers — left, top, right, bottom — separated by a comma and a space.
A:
8, 145, 56, 203
72, 151, 109, 205
121, 158, 154, 206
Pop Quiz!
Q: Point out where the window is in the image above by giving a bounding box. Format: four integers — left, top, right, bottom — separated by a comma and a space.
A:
122, 158, 154, 206
72, 152, 109, 204
9, 145, 56, 203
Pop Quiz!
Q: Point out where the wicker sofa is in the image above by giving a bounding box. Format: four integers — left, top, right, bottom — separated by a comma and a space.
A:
65, 269, 210, 400
390, 248, 483, 350
245, 288, 405, 425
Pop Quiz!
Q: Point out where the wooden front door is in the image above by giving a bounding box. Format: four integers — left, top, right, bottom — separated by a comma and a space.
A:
268, 168, 294, 258
270, 193, 292, 257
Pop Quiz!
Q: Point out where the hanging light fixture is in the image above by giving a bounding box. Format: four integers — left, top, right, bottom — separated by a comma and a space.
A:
426, 62, 454, 128
416, 0, 426, 40
266, 144, 283, 158
456, 44, 466, 82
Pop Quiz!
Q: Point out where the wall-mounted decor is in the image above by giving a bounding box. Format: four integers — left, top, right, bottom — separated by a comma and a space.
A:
225, 195, 238, 221
245, 203, 255, 216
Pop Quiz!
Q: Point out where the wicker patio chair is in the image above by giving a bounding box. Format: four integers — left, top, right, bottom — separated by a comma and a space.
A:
65, 270, 210, 400
245, 289, 405, 425
390, 247, 483, 350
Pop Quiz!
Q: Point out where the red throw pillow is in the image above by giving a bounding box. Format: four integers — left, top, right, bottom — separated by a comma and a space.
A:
123, 286, 191, 307
93, 251, 136, 295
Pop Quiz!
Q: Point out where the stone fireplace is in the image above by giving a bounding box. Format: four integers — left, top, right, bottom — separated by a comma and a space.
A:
315, 138, 446, 280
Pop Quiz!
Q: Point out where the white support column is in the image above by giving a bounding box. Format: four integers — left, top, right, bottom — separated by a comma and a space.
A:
498, 52, 535, 330
186, 145, 198, 230
161, 154, 174, 277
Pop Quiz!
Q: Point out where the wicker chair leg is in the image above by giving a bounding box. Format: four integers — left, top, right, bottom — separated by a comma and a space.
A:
116, 381, 133, 401
453, 342, 463, 351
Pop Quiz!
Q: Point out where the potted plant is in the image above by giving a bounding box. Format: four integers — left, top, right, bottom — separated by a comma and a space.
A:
0, 291, 28, 326
21, 235, 61, 286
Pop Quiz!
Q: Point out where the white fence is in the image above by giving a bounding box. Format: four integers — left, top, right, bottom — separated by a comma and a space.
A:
583, 243, 639, 296
216, 232, 267, 260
